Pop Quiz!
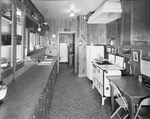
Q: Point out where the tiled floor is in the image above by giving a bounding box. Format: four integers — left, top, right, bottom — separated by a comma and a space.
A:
49, 64, 117, 119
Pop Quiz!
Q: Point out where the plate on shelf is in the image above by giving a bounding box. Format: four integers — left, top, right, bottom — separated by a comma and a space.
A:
1, 63, 8, 68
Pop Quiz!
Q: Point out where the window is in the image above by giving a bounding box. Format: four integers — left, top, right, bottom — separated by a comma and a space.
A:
16, 8, 23, 63
1, 0, 13, 71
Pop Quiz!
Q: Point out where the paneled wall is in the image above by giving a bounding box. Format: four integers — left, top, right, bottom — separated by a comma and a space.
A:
77, 16, 108, 76
106, 0, 150, 77
77, 16, 87, 77
120, 0, 131, 45
48, 19, 77, 42
131, 0, 149, 45
87, 24, 107, 45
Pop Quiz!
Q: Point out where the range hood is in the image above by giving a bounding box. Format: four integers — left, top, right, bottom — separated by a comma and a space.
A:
87, 0, 122, 24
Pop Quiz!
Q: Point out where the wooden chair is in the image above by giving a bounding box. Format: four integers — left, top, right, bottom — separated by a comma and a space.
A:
134, 97, 150, 119
110, 82, 129, 119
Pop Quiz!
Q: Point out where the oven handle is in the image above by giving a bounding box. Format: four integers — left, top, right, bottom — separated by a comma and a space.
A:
92, 64, 97, 68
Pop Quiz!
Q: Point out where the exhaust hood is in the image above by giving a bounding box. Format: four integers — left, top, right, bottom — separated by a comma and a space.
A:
87, 0, 122, 24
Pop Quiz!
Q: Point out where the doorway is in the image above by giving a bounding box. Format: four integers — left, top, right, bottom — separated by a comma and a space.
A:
57, 32, 77, 74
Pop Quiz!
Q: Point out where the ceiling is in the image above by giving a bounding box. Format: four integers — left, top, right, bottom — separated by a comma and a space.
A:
31, 0, 107, 20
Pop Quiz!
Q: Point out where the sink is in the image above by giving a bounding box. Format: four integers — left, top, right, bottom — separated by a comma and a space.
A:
96, 61, 112, 65
38, 60, 52, 65
44, 58, 53, 61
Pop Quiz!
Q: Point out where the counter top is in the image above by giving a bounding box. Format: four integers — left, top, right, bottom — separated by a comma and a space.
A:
97, 64, 124, 70
0, 57, 57, 119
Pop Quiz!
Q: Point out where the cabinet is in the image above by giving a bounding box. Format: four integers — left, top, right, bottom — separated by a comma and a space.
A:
29, 63, 57, 119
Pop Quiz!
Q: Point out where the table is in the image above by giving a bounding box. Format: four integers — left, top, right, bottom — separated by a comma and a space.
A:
107, 76, 150, 119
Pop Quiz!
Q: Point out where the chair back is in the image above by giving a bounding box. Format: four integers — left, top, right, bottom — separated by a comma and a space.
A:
140, 97, 150, 106
134, 97, 150, 119
110, 82, 128, 108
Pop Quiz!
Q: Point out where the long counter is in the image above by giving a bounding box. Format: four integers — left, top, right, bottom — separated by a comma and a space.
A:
0, 56, 57, 119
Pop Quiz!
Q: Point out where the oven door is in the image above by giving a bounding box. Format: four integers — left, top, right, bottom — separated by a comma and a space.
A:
92, 63, 97, 84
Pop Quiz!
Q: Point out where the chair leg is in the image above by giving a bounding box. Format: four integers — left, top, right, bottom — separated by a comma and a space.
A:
123, 113, 129, 119
117, 113, 122, 119
110, 106, 122, 119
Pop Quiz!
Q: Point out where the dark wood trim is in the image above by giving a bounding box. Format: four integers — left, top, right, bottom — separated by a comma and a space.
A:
1, 62, 24, 80
0, 0, 2, 81
16, 62, 24, 71
12, 4, 17, 80
120, 45, 150, 50
26, 13, 47, 32
1, 67, 13, 80
27, 47, 46, 56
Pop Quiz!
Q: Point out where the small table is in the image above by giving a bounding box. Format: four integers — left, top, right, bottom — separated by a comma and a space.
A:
107, 76, 150, 119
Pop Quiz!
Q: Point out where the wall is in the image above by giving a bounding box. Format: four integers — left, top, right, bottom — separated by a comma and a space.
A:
77, 16, 87, 77
87, 24, 107, 45
106, 0, 150, 77
48, 19, 77, 41
77, 16, 107, 77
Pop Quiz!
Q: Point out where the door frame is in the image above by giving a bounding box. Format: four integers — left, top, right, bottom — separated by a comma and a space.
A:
57, 31, 77, 74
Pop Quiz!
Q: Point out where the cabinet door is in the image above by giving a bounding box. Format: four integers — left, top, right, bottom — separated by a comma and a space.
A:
104, 76, 111, 97
29, 103, 40, 119
97, 68, 103, 85
45, 85, 50, 119
38, 91, 45, 119
97, 81, 103, 96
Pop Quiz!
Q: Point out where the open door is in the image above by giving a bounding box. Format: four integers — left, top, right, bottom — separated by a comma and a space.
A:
57, 31, 77, 74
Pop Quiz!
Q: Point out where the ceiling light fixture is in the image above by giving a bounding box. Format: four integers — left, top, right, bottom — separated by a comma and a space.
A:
38, 24, 41, 32
70, 11, 75, 17
43, 21, 48, 26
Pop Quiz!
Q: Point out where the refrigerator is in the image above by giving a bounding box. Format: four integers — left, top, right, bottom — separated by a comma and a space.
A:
86, 45, 105, 80
60, 43, 68, 62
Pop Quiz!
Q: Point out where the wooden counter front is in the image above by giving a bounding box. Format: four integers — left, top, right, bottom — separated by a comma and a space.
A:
0, 57, 57, 119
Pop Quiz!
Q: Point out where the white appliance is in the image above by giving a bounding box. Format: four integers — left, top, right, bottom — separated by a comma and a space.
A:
92, 54, 125, 105
60, 43, 68, 62
86, 45, 105, 80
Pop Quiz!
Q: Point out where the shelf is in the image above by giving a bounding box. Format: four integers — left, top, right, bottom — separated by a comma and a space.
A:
2, 16, 22, 25
2, 16, 11, 24
27, 47, 46, 56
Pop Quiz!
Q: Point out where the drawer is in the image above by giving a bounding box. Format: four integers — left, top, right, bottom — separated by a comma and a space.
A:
104, 77, 111, 97
97, 82, 103, 96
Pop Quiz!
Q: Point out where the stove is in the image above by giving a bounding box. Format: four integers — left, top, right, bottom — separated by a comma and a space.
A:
92, 54, 125, 105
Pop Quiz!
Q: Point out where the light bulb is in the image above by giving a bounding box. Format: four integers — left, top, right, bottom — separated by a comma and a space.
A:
70, 12, 75, 17
38, 24, 41, 32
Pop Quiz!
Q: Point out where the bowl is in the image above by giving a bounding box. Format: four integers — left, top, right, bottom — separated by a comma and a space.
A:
1, 63, 8, 68
0, 86, 7, 100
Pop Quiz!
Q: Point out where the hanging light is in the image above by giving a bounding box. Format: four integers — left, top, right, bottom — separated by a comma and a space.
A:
38, 24, 41, 32
52, 34, 56, 38
70, 11, 75, 17
43, 21, 48, 26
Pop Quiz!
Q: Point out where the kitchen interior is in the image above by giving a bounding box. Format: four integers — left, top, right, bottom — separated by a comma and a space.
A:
0, 0, 150, 119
